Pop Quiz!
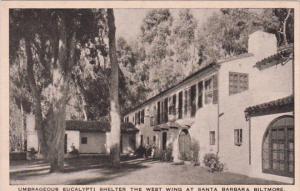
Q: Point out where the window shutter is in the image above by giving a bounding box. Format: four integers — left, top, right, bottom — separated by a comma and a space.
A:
212, 74, 218, 104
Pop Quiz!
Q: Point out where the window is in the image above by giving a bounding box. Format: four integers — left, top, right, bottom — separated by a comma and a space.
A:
124, 116, 129, 123
262, 116, 294, 177
190, 85, 197, 117
157, 101, 161, 124
141, 109, 145, 124
153, 136, 156, 144
205, 78, 213, 104
229, 72, 248, 95
81, 137, 88, 144
198, 81, 203, 108
138, 111, 141, 124
184, 89, 189, 116
178, 91, 183, 119
147, 137, 150, 145
209, 131, 215, 145
164, 97, 168, 122
234, 129, 243, 146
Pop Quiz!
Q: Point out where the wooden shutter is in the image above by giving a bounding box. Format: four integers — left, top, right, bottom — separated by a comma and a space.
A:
212, 74, 218, 104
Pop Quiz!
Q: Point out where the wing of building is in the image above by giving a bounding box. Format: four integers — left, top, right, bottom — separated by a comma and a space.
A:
123, 30, 294, 183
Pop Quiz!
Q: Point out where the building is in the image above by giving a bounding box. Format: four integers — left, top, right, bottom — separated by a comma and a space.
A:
123, 31, 294, 183
26, 115, 139, 155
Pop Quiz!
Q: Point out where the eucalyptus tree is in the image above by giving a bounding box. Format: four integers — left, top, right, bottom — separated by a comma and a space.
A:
10, 9, 107, 172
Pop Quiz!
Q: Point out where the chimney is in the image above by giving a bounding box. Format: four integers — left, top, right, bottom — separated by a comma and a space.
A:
248, 31, 277, 60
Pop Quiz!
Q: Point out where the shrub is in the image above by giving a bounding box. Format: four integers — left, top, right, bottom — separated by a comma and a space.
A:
134, 145, 146, 158
203, 153, 224, 172
27, 147, 37, 160
69, 145, 79, 157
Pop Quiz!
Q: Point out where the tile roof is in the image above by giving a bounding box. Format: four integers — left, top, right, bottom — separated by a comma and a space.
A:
245, 95, 294, 118
66, 118, 138, 133
254, 44, 293, 70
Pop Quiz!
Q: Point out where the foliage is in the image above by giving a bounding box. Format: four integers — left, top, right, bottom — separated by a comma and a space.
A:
203, 153, 224, 172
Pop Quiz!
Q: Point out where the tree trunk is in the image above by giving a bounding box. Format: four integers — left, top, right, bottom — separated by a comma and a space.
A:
47, 14, 76, 172
25, 13, 76, 172
107, 9, 121, 167
282, 9, 291, 46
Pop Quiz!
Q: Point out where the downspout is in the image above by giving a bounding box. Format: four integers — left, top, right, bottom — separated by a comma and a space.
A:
248, 116, 251, 165
217, 69, 220, 155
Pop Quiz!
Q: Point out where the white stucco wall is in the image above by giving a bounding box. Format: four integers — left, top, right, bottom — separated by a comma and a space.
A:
26, 114, 39, 151
249, 112, 294, 183
79, 132, 107, 154
216, 44, 293, 177
66, 130, 80, 152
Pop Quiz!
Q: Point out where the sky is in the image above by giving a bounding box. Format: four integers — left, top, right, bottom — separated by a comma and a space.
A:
114, 9, 219, 43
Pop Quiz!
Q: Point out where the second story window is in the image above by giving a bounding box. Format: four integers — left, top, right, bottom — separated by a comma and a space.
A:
205, 78, 213, 104
178, 91, 183, 119
190, 85, 197, 117
141, 109, 144, 124
205, 74, 218, 104
229, 72, 249, 95
198, 81, 203, 108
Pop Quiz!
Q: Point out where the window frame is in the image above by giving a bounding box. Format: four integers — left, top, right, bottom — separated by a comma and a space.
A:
81, 137, 88, 144
234, 129, 243, 146
229, 72, 249, 95
209, 131, 216, 145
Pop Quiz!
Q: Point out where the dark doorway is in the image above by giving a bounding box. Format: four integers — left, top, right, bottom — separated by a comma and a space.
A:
178, 129, 191, 160
64, 134, 67, 154
162, 132, 167, 150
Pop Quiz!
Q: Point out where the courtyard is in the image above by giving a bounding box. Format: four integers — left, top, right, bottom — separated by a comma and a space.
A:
10, 156, 285, 185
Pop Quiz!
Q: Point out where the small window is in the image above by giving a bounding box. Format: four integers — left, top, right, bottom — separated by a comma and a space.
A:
229, 72, 249, 95
234, 129, 243, 146
153, 136, 156, 144
147, 137, 150, 145
81, 137, 88, 144
209, 131, 215, 145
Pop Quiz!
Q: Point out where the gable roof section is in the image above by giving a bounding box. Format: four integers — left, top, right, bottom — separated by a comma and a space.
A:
245, 95, 294, 118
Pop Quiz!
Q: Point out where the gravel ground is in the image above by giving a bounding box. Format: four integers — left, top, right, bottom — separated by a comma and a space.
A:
10, 156, 286, 185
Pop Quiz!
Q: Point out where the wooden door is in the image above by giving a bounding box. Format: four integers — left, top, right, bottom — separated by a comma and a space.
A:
178, 130, 191, 160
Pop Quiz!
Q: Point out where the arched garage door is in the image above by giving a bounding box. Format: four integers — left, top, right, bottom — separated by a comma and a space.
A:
262, 116, 294, 177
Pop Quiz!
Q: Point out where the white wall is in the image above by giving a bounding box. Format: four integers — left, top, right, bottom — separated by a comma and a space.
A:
217, 47, 293, 177
66, 130, 80, 152
26, 113, 39, 151
79, 132, 107, 154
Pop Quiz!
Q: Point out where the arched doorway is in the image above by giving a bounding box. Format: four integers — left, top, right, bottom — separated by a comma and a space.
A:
178, 129, 191, 160
262, 115, 294, 177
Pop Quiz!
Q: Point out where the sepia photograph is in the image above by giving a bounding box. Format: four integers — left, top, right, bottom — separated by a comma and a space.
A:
7, 5, 295, 185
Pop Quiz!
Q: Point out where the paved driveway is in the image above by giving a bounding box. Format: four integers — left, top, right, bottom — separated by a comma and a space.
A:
10, 156, 285, 185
